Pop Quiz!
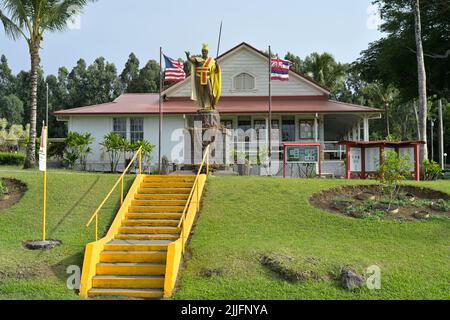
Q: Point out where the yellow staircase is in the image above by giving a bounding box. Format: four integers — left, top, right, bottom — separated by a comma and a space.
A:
88, 175, 194, 299
80, 147, 209, 299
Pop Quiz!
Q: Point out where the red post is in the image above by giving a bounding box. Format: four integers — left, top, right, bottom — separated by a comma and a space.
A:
414, 144, 420, 181
346, 144, 351, 180
318, 144, 322, 177
361, 146, 366, 179
283, 144, 286, 178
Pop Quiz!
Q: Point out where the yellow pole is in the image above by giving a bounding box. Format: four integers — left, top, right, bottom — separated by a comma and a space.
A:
42, 170, 47, 241
120, 176, 124, 205
95, 215, 98, 242
139, 148, 142, 174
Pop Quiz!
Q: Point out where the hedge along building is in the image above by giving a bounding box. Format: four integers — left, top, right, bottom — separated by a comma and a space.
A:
54, 42, 382, 177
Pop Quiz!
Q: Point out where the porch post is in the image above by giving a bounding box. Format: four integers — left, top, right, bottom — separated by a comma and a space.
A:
314, 113, 319, 142
352, 126, 358, 141
346, 144, 351, 179
363, 116, 370, 141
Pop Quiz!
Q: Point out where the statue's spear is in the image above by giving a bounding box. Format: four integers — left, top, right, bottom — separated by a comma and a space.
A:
216, 21, 223, 58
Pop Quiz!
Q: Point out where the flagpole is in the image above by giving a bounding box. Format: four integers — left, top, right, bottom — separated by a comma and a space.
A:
268, 45, 272, 176
159, 47, 163, 173
216, 21, 223, 58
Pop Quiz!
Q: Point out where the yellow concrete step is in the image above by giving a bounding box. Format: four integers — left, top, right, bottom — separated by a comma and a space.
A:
143, 176, 195, 182
135, 194, 189, 200
126, 212, 182, 220
96, 262, 166, 276
88, 288, 163, 299
104, 240, 170, 251
100, 250, 167, 263
115, 233, 179, 241
92, 275, 164, 289
119, 226, 180, 234
138, 187, 191, 194
141, 182, 193, 188
122, 219, 180, 227
128, 206, 184, 213
131, 199, 187, 206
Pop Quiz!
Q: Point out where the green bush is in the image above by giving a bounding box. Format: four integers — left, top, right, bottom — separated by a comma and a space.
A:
422, 160, 442, 181
0, 179, 8, 195
0, 152, 26, 165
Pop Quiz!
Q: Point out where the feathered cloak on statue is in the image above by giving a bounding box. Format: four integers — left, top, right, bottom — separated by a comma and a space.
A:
190, 56, 222, 110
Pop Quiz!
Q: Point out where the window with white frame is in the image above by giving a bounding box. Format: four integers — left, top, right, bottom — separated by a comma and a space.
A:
234, 73, 255, 91
113, 118, 127, 139
130, 118, 144, 144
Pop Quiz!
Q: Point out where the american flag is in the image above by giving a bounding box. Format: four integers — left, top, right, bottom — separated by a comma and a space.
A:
271, 56, 292, 81
164, 55, 186, 82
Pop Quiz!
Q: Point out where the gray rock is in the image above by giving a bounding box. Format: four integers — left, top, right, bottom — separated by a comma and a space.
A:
23, 240, 61, 250
340, 268, 365, 290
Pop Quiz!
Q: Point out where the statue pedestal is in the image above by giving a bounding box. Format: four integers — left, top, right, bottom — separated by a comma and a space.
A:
194, 110, 221, 129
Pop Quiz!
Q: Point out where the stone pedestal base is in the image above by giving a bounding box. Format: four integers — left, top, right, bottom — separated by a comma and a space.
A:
194, 110, 221, 129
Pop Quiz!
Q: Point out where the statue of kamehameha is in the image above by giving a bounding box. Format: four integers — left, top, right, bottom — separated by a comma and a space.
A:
185, 43, 222, 112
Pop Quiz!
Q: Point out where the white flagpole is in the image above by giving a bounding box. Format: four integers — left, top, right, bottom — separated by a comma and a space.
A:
268, 46, 272, 176
159, 47, 163, 173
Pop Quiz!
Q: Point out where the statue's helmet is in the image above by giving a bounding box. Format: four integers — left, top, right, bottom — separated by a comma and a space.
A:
202, 43, 209, 52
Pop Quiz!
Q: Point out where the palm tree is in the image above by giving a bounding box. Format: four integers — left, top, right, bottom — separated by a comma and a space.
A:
302, 52, 348, 98
0, 0, 94, 168
413, 0, 428, 160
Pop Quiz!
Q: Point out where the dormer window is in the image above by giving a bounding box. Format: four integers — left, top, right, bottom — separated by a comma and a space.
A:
234, 73, 255, 91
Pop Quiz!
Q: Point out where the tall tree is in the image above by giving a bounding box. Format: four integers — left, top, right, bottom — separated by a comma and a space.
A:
413, 0, 428, 159
135, 60, 160, 93
0, 54, 14, 96
0, 94, 23, 124
120, 53, 140, 93
0, 0, 95, 168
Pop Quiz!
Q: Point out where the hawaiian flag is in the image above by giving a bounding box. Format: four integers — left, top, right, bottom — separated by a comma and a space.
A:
271, 56, 292, 81
163, 55, 186, 82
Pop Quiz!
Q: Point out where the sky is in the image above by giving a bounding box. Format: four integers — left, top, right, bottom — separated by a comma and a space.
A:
0, 0, 384, 76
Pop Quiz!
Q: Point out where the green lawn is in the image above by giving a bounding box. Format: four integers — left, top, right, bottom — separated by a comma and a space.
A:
0, 167, 134, 300
174, 177, 450, 300
0, 170, 449, 300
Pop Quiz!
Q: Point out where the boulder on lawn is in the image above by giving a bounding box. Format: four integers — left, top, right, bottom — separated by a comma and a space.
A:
413, 211, 431, 220
340, 268, 365, 290
332, 199, 353, 212
356, 192, 376, 201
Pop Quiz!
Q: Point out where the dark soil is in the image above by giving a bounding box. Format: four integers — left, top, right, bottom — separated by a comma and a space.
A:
0, 178, 27, 211
310, 185, 450, 221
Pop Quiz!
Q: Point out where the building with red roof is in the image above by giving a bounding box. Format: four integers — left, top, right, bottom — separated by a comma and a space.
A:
55, 43, 382, 176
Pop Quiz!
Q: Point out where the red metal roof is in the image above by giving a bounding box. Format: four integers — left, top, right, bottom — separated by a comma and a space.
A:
53, 94, 382, 116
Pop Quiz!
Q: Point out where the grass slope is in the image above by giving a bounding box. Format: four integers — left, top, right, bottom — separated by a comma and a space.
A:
174, 177, 450, 300
0, 168, 134, 300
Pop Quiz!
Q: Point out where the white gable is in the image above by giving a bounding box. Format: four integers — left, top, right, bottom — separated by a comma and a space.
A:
164, 44, 328, 98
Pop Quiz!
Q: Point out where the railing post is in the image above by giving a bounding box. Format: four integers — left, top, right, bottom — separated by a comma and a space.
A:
120, 176, 124, 205
95, 215, 98, 242
206, 148, 209, 175
139, 148, 142, 174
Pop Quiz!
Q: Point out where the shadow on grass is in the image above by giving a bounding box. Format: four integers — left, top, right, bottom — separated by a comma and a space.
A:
50, 250, 85, 296
47, 176, 101, 239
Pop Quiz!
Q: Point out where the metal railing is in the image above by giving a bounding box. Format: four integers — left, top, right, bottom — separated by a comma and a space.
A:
177, 144, 210, 253
86, 146, 143, 241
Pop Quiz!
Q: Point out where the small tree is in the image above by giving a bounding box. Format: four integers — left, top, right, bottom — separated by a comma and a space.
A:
378, 150, 412, 207
101, 132, 126, 172
134, 140, 155, 172
64, 132, 94, 170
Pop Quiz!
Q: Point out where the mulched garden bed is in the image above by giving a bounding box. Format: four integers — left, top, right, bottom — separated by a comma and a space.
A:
0, 178, 27, 211
310, 185, 450, 221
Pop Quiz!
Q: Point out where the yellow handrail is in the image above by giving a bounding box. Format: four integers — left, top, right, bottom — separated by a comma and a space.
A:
177, 145, 210, 231
86, 146, 143, 241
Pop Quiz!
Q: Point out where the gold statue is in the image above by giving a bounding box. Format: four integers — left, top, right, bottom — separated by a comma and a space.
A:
185, 43, 222, 112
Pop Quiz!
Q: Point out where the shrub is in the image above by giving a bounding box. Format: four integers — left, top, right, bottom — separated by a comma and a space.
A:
0, 152, 26, 165
101, 132, 126, 172
0, 179, 8, 195
64, 132, 94, 170
422, 160, 442, 181
378, 150, 412, 207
